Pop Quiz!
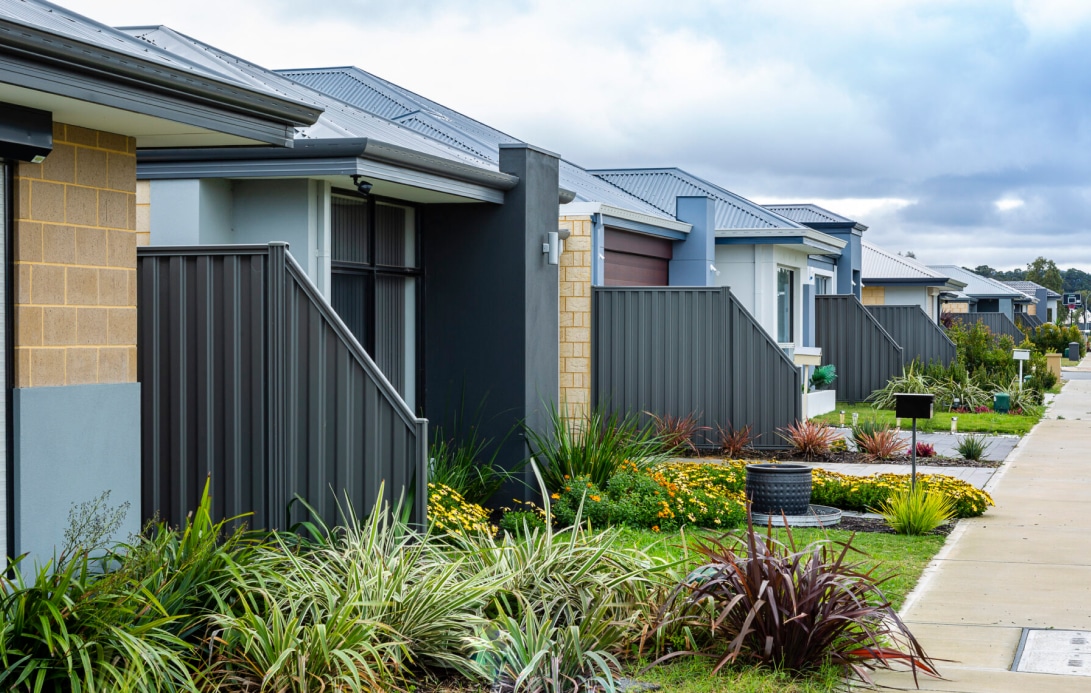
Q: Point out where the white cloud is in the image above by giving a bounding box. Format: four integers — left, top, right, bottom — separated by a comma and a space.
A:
994, 198, 1025, 211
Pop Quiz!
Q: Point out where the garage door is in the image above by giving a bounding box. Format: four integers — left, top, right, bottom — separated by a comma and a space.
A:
603, 228, 673, 286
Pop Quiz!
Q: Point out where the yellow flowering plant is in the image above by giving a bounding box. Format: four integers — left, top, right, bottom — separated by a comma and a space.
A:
427, 483, 494, 535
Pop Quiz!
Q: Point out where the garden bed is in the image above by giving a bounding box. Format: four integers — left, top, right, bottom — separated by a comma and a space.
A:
724, 449, 1001, 468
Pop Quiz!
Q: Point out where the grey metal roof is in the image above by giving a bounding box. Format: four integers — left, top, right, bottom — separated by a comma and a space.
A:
862, 241, 960, 285
764, 204, 854, 225
930, 265, 1027, 299
279, 66, 674, 219
591, 168, 807, 231
1002, 280, 1062, 299
122, 27, 496, 171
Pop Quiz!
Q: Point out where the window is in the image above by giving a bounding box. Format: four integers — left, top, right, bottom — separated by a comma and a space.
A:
777, 267, 794, 343
814, 274, 831, 296
330, 194, 419, 409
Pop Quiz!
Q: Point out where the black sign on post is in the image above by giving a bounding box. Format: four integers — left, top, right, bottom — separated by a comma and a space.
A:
895, 393, 935, 490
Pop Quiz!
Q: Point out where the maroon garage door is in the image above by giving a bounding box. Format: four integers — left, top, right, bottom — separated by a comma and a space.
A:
603, 228, 673, 286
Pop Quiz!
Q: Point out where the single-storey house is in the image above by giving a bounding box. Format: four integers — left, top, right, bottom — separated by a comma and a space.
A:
1002, 280, 1060, 324
932, 265, 1032, 320
861, 242, 966, 322
0, 0, 323, 565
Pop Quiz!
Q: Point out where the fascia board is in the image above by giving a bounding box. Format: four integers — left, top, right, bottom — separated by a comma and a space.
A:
0, 19, 321, 125
599, 204, 690, 233
137, 157, 505, 204
0, 54, 297, 146
558, 201, 691, 235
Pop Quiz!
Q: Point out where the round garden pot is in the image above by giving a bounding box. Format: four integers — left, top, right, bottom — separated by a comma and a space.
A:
745, 463, 813, 516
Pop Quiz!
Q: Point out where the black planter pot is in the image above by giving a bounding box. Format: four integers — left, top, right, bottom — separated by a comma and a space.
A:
745, 463, 813, 516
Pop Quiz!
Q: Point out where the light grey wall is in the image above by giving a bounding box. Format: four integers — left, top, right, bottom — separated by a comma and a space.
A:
13, 384, 141, 566
149, 179, 202, 245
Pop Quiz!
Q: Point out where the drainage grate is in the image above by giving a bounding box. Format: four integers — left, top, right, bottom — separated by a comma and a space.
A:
1012, 629, 1091, 676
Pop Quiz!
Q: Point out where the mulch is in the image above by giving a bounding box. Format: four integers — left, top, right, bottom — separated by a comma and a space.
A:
836, 514, 955, 536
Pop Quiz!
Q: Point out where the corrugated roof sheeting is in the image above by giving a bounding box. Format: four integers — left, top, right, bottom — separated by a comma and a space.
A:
593, 169, 807, 231
931, 265, 1026, 298
765, 204, 852, 224
815, 296, 903, 404
867, 305, 956, 368
948, 312, 1025, 343
1003, 280, 1062, 299
281, 66, 675, 219
592, 287, 800, 449
138, 243, 428, 530
862, 241, 949, 281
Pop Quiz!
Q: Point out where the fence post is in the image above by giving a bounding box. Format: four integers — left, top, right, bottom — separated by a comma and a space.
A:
266, 243, 288, 528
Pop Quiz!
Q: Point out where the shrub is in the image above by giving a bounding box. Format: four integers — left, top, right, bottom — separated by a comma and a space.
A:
915, 442, 936, 457
809, 364, 837, 390
647, 410, 710, 455
717, 421, 754, 458
866, 363, 933, 409
498, 502, 550, 537
934, 378, 989, 410
830, 437, 849, 454
650, 515, 939, 685
811, 469, 993, 518
526, 403, 669, 491
850, 418, 889, 450
777, 420, 839, 457
428, 483, 494, 535
874, 487, 956, 535
956, 433, 991, 461
855, 429, 909, 461
428, 397, 516, 505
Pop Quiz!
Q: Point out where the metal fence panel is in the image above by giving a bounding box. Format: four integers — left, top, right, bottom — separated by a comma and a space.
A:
815, 296, 904, 403
949, 312, 1025, 343
138, 243, 427, 531
867, 305, 956, 367
1015, 313, 1043, 330
592, 287, 800, 450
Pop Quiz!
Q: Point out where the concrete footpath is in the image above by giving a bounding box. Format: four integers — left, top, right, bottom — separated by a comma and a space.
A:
871, 356, 1091, 691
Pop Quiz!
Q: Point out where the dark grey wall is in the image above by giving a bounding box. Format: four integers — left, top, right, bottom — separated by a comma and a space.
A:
593, 287, 801, 449
815, 296, 904, 403
138, 244, 428, 529
421, 144, 560, 502
13, 384, 141, 562
867, 305, 956, 367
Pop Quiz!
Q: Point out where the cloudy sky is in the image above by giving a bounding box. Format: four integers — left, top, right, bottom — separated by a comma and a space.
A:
60, 0, 1091, 272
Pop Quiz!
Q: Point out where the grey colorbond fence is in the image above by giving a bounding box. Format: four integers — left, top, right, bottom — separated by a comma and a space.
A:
592, 287, 800, 449
1015, 313, 1043, 330
815, 296, 904, 404
867, 305, 956, 368
138, 243, 428, 530
949, 312, 1025, 343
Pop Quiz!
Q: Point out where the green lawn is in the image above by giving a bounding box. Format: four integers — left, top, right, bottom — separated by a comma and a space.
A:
814, 402, 1039, 435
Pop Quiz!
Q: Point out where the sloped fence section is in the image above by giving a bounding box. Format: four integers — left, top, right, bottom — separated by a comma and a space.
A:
592, 287, 800, 449
867, 305, 956, 368
1015, 312, 1043, 330
948, 312, 1025, 343
815, 296, 904, 404
138, 243, 427, 530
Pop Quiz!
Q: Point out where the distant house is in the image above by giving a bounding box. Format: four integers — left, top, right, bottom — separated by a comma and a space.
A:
589, 169, 846, 355
1002, 280, 1060, 323
931, 265, 1031, 320
0, 1, 321, 565
860, 242, 966, 322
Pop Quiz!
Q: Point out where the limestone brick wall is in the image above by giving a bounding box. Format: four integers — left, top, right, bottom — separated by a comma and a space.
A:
944, 302, 970, 314
559, 215, 593, 417
860, 285, 885, 305
12, 123, 138, 387
136, 180, 151, 246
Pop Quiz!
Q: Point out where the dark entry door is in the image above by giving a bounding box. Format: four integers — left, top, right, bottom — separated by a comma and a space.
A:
603, 228, 672, 286
330, 194, 419, 409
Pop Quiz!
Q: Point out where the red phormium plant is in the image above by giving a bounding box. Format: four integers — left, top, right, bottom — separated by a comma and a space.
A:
856, 429, 910, 461
915, 442, 936, 458
717, 421, 754, 458
776, 420, 839, 458
647, 411, 711, 456
648, 513, 941, 687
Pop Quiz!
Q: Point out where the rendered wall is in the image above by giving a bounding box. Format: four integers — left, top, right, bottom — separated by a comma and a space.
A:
882, 286, 930, 316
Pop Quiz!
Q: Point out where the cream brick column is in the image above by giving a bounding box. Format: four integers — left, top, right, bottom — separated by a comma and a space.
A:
12, 123, 138, 387
559, 215, 593, 417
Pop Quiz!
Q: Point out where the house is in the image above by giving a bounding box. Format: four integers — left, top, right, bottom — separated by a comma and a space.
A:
0, 0, 323, 565
860, 242, 966, 322
763, 203, 866, 299
126, 27, 563, 507
931, 265, 1032, 320
589, 169, 846, 355
1002, 280, 1060, 324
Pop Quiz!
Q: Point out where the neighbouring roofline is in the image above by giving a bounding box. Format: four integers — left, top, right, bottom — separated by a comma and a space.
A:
559, 201, 692, 234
